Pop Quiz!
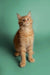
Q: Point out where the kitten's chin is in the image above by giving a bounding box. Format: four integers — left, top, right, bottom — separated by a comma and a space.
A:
23, 23, 30, 26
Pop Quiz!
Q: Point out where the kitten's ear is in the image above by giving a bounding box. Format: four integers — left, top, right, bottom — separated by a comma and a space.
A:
17, 14, 21, 19
27, 12, 31, 17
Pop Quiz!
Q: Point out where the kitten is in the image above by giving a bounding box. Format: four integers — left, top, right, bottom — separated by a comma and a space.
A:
14, 12, 35, 67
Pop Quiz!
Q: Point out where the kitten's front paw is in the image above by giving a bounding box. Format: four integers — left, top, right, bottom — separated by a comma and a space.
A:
20, 62, 26, 67
28, 58, 35, 62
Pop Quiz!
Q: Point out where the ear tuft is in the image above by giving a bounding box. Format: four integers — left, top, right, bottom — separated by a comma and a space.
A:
17, 14, 21, 19
27, 12, 31, 17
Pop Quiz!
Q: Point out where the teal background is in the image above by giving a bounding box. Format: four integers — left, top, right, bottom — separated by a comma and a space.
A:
0, 0, 50, 75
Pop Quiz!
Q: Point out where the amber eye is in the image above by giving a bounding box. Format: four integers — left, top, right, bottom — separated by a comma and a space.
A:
22, 19, 25, 21
27, 18, 29, 20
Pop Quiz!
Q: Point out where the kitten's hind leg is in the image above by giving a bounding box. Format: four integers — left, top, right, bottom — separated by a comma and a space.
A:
14, 51, 20, 56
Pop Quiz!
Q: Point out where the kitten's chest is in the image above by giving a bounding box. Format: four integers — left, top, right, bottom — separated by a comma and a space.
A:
18, 28, 34, 47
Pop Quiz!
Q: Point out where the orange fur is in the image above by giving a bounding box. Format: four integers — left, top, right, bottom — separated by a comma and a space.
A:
14, 12, 35, 67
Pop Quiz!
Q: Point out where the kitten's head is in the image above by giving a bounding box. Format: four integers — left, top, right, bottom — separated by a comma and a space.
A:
17, 12, 33, 27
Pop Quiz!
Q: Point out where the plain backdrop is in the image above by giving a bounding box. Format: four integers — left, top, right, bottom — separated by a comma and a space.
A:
0, 0, 50, 75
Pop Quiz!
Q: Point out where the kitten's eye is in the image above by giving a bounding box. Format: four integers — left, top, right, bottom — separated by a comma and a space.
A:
22, 19, 25, 21
27, 18, 29, 20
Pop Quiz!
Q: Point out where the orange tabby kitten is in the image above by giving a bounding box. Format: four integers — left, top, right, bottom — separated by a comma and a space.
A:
14, 12, 35, 67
